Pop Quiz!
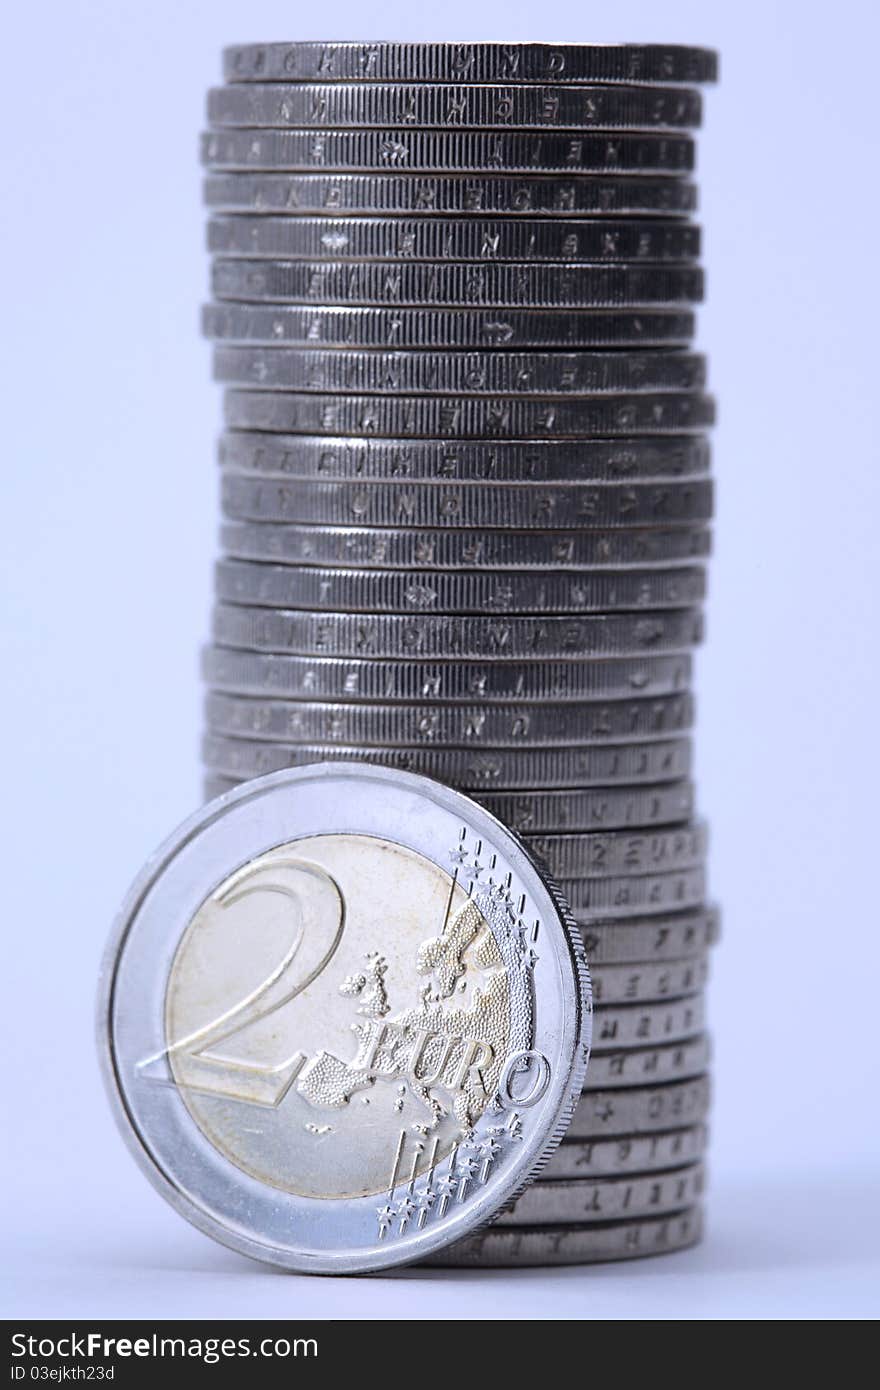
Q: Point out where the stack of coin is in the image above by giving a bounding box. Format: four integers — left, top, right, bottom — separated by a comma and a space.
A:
199, 40, 718, 1267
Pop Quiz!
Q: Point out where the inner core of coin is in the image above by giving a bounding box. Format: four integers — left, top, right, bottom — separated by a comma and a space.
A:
165, 833, 512, 1199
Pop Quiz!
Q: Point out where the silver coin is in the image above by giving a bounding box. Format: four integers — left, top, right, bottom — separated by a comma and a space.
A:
220, 480, 713, 532
212, 345, 708, 394
499, 1162, 704, 1225
470, 783, 698, 834
98, 762, 591, 1274
210, 603, 705, 658
217, 430, 712, 482
207, 82, 703, 132
202, 733, 693, 791
580, 907, 720, 964
590, 954, 710, 1005
200, 644, 694, 703
570, 1076, 711, 1137
427, 1207, 703, 1266
528, 823, 707, 879
203, 689, 696, 748
223, 387, 713, 438
204, 171, 699, 217
203, 774, 698, 834
542, 1123, 707, 1178
221, 43, 719, 87
205, 767, 697, 828
590, 995, 705, 1049
213, 559, 707, 614
564, 867, 706, 917
582, 1034, 710, 1090
212, 258, 704, 307
201, 129, 696, 176
206, 214, 702, 263
202, 301, 697, 348
219, 505, 713, 570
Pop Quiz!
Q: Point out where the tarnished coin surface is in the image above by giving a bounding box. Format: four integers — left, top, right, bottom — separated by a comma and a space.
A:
202, 301, 697, 348
200, 645, 694, 704
427, 1206, 703, 1266
203, 172, 700, 217
201, 129, 696, 176
222, 42, 719, 86
206, 214, 702, 263
207, 82, 703, 131
498, 1161, 704, 1224
202, 689, 696, 747
569, 1076, 711, 1137
99, 763, 591, 1274
211, 258, 704, 307
201, 732, 693, 790
542, 1122, 707, 1177
210, 602, 704, 659
216, 431, 712, 483
217, 514, 712, 569
212, 558, 707, 614
212, 345, 708, 395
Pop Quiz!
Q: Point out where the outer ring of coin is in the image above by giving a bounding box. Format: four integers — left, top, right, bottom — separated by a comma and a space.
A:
203, 173, 699, 217
206, 215, 702, 263
201, 130, 696, 176
207, 82, 703, 132
98, 762, 592, 1274
202, 302, 697, 348
203, 772, 697, 835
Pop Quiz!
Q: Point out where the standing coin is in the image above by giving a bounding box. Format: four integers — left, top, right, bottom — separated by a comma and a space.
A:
206, 214, 702, 263
99, 763, 591, 1273
203, 772, 697, 833
207, 83, 703, 132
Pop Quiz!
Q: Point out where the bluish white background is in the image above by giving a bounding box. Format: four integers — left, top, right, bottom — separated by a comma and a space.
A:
2, 0, 879, 1320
